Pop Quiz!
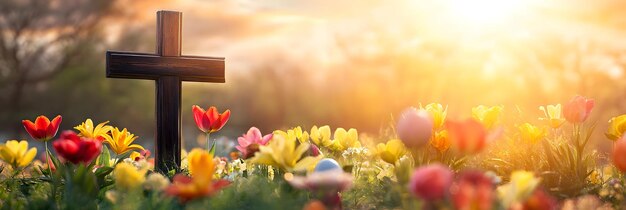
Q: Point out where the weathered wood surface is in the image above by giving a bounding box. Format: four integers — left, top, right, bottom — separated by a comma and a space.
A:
106, 52, 225, 82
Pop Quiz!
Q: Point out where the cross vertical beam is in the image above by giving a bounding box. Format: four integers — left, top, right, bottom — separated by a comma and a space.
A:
155, 11, 182, 172
105, 10, 225, 174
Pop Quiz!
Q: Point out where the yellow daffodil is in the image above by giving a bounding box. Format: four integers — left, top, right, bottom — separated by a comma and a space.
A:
103, 127, 144, 155
430, 130, 450, 153
606, 114, 626, 141
310, 125, 332, 147
250, 133, 322, 172
329, 128, 361, 152
187, 148, 216, 183
471, 105, 503, 129
74, 119, 113, 140
497, 170, 541, 207
0, 140, 37, 169
114, 162, 147, 190
517, 123, 547, 144
374, 139, 407, 165
539, 104, 565, 129
420, 103, 448, 130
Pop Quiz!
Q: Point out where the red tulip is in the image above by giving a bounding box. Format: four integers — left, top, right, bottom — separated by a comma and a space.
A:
192, 105, 231, 133
562, 95, 594, 124
22, 115, 62, 141
521, 188, 557, 210
451, 171, 494, 210
53, 131, 102, 165
612, 136, 626, 172
397, 107, 433, 148
446, 119, 488, 154
408, 164, 453, 201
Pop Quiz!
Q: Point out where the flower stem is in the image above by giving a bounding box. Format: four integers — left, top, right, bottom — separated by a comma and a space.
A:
45, 141, 52, 177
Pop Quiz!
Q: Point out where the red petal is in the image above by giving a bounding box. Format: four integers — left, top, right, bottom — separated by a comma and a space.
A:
22, 120, 42, 139
192, 106, 208, 132
207, 106, 219, 124
214, 110, 231, 131
35, 115, 51, 130
172, 174, 194, 184
46, 115, 62, 139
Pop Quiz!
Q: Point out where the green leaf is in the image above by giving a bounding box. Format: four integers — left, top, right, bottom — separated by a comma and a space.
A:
209, 141, 217, 156
98, 145, 111, 167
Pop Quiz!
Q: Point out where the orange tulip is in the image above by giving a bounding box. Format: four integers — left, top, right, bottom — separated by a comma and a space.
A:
446, 119, 488, 154
612, 137, 626, 172
192, 105, 231, 133
22, 115, 62, 141
562, 95, 594, 124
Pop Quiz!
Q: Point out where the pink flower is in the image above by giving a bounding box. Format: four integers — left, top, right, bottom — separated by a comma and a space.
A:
236, 127, 272, 159
562, 95, 594, 124
397, 107, 433, 148
451, 171, 494, 210
408, 164, 453, 201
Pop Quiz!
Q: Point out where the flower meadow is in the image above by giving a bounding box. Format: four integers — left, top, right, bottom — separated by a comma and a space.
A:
2, 96, 626, 209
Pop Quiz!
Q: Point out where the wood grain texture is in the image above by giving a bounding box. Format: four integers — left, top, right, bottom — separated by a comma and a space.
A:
106, 51, 225, 83
155, 76, 182, 172
157, 11, 181, 57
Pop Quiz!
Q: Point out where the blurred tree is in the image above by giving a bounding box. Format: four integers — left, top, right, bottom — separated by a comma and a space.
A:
0, 0, 117, 134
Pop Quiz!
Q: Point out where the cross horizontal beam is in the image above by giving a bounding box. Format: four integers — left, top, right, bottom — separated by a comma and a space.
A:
106, 51, 225, 83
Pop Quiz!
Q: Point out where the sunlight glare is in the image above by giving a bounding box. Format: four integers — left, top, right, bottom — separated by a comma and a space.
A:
446, 0, 526, 25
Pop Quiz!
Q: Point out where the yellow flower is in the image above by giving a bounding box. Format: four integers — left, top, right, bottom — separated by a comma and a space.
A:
103, 127, 144, 155
310, 125, 332, 147
187, 148, 215, 184
130, 151, 142, 161
517, 123, 547, 144
471, 105, 503, 129
328, 128, 361, 152
420, 103, 448, 129
114, 162, 147, 190
430, 130, 450, 153
74, 119, 113, 140
280, 126, 309, 144
0, 140, 37, 169
374, 139, 407, 165
606, 114, 626, 141
250, 133, 322, 172
497, 170, 541, 207
539, 104, 565, 129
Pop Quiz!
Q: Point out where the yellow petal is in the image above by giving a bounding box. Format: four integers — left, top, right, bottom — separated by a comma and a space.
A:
19, 147, 37, 167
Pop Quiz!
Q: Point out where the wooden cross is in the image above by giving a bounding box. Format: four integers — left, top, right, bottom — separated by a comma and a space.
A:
105, 11, 225, 172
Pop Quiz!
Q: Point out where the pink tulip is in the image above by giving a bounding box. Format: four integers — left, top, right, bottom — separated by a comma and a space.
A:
562, 95, 594, 124
235, 127, 273, 159
397, 107, 433, 148
408, 164, 453, 201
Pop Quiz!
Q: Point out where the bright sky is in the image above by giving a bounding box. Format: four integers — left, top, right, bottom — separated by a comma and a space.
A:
109, 0, 626, 82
